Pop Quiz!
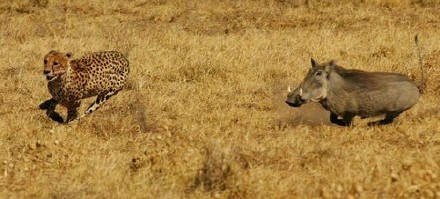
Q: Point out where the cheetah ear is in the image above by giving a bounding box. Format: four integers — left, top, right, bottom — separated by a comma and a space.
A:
66, 52, 73, 58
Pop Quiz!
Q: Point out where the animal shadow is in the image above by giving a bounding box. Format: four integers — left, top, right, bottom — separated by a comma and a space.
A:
39, 100, 64, 123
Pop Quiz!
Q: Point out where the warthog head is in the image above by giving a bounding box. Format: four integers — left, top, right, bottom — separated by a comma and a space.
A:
296, 58, 334, 103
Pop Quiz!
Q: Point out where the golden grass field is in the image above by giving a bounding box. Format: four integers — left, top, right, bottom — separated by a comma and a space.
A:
1, 0, 440, 198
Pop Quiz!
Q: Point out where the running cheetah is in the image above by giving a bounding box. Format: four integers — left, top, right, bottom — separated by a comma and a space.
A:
39, 50, 130, 123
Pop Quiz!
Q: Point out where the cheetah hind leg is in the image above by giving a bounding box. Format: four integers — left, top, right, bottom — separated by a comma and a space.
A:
82, 90, 119, 118
39, 98, 64, 123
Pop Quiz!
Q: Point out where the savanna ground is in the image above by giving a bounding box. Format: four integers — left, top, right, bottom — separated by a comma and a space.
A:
1, 0, 440, 198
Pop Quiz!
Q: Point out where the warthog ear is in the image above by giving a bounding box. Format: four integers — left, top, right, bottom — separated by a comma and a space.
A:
311, 58, 318, 68
329, 60, 336, 66
66, 52, 73, 58
325, 60, 336, 73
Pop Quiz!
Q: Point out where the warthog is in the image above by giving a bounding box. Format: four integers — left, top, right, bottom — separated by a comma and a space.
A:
286, 59, 420, 126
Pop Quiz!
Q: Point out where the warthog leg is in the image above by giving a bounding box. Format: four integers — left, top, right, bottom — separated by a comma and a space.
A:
39, 98, 64, 123
330, 112, 354, 126
368, 111, 403, 126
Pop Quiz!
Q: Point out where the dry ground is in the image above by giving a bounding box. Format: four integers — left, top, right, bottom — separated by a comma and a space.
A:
1, 0, 440, 198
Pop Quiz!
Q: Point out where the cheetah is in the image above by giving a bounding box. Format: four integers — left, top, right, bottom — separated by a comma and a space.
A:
39, 50, 130, 124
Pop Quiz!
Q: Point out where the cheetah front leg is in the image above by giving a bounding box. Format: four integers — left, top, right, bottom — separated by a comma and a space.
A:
83, 90, 119, 116
39, 98, 64, 123
65, 100, 81, 124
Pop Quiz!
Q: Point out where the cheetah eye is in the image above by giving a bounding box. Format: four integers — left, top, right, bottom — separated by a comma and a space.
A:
44, 60, 47, 64
54, 61, 59, 66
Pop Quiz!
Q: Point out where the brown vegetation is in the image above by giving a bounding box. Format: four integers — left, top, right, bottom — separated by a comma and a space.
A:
0, 0, 439, 198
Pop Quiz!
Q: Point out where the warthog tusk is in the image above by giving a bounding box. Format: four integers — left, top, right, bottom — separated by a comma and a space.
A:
288, 86, 292, 92
299, 88, 303, 96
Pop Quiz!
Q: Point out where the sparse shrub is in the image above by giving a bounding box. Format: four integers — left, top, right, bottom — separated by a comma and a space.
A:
30, 0, 49, 8
274, 0, 440, 7
420, 50, 440, 92
190, 143, 233, 192
177, 62, 227, 83
412, 0, 440, 7
8, 0, 49, 13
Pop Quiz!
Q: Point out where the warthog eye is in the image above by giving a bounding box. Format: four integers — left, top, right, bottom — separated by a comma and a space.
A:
315, 71, 323, 76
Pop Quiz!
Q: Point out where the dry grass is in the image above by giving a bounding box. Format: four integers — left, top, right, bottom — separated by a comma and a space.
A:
1, 0, 440, 198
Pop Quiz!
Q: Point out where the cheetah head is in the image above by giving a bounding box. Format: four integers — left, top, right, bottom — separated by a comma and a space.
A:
43, 51, 72, 81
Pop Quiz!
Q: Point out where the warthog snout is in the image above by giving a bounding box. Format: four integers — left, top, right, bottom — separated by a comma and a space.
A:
286, 86, 305, 107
